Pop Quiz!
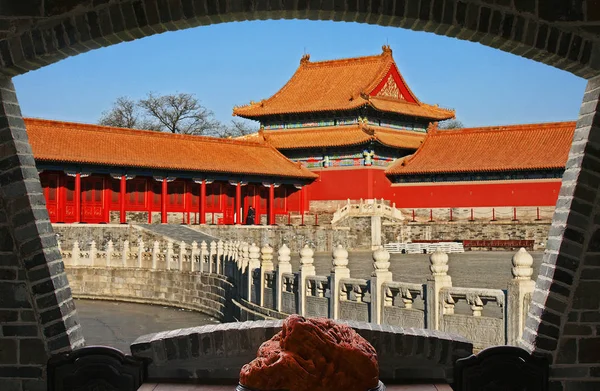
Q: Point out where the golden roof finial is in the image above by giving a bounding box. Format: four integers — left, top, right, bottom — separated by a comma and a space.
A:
382, 45, 392, 55
300, 53, 311, 65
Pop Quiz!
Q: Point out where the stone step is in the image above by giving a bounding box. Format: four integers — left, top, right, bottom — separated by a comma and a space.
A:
135, 224, 218, 245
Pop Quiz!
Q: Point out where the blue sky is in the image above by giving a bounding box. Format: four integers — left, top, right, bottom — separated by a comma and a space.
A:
14, 20, 586, 128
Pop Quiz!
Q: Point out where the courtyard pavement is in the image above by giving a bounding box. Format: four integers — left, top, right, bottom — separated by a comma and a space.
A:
75, 299, 219, 353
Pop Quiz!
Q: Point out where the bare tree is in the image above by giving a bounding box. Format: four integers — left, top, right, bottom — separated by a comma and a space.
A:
98, 97, 143, 129
437, 119, 464, 129
216, 119, 258, 138
99, 92, 253, 137
138, 92, 221, 135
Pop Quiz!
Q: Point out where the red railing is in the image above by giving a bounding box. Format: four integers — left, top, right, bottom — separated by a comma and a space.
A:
463, 240, 535, 250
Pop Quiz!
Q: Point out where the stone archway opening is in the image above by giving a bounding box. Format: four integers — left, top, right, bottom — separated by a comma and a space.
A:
1, 1, 599, 389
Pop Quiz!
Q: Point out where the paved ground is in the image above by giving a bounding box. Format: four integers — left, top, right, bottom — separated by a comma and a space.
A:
75, 299, 219, 353
136, 224, 218, 244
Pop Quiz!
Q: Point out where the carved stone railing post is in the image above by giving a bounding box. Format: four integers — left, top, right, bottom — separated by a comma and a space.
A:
232, 242, 239, 278
426, 250, 452, 330
178, 241, 186, 271
298, 245, 315, 316
223, 241, 229, 271
71, 241, 80, 266
89, 241, 97, 266
276, 244, 292, 312
370, 246, 393, 324
88, 240, 98, 266
106, 240, 114, 267
234, 242, 241, 278
216, 240, 224, 275
238, 242, 247, 291
330, 245, 350, 320
200, 241, 208, 273
122, 240, 129, 268
209, 241, 216, 274
507, 247, 536, 345
190, 241, 198, 272
230, 240, 236, 270
151, 241, 159, 270
137, 238, 144, 268
244, 243, 256, 301
258, 243, 273, 307
165, 241, 174, 271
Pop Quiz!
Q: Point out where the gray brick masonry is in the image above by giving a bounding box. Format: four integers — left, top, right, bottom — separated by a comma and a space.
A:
0, 77, 84, 389
130, 319, 473, 383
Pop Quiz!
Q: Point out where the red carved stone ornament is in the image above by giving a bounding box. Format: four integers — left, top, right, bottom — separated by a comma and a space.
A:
239, 315, 380, 391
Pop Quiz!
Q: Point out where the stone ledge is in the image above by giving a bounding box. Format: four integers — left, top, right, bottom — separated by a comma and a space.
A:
65, 267, 234, 321
131, 320, 473, 383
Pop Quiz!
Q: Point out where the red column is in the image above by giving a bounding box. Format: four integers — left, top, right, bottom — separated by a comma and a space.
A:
300, 186, 305, 225
253, 186, 260, 225
235, 183, 242, 225
161, 179, 168, 224
74, 173, 81, 223
147, 178, 152, 224
268, 185, 275, 225
185, 181, 191, 225
200, 180, 206, 224
102, 177, 110, 223
119, 176, 127, 224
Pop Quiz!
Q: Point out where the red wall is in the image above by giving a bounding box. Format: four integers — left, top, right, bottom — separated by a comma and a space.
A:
306, 168, 562, 207
306, 169, 377, 201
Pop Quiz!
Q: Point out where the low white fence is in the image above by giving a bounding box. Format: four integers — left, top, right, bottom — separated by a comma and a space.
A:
384, 242, 465, 254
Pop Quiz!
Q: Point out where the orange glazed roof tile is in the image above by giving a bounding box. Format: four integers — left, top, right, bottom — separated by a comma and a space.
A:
250, 125, 426, 150
233, 47, 455, 121
25, 118, 317, 179
385, 121, 576, 176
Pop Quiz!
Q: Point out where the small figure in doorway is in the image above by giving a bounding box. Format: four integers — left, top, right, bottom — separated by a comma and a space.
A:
246, 206, 256, 225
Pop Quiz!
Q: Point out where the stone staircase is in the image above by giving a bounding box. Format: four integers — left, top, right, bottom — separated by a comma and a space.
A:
331, 198, 403, 225
134, 224, 218, 244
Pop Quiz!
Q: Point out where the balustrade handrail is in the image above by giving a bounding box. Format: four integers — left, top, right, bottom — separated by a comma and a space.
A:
384, 281, 424, 293
306, 275, 328, 283
331, 198, 402, 224
61, 238, 535, 350
339, 277, 369, 286
442, 286, 506, 305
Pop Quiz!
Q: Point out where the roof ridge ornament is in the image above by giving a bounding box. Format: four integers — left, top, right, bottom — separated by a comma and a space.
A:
300, 53, 311, 65
427, 122, 439, 134
382, 45, 392, 55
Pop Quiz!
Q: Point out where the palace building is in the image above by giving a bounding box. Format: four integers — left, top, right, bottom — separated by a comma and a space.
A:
31, 47, 575, 225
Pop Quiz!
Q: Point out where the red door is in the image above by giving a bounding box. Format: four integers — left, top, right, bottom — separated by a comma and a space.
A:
63, 175, 77, 223
223, 185, 235, 225
81, 176, 106, 223
40, 173, 60, 223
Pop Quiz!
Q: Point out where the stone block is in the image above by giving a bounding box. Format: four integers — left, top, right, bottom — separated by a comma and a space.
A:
0, 366, 43, 378
0, 282, 31, 308
578, 338, 600, 363
19, 339, 46, 364
0, 339, 17, 364
556, 338, 577, 364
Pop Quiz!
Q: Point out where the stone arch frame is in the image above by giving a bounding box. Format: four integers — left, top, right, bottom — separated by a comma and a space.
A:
0, 1, 599, 389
